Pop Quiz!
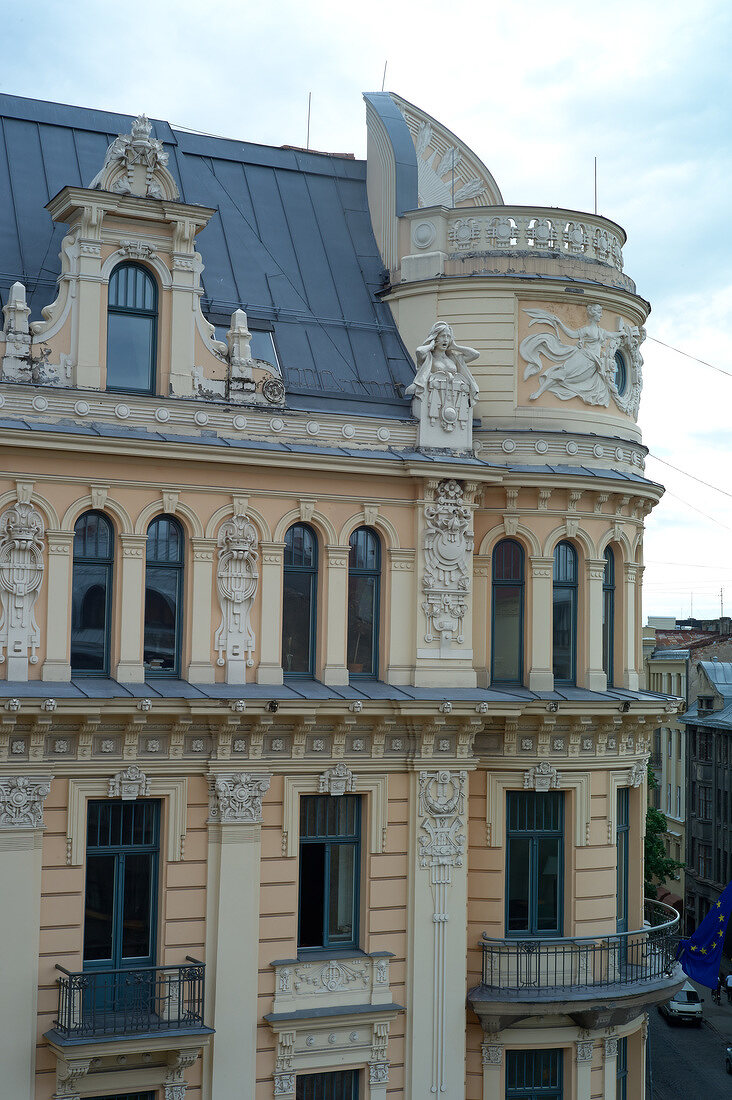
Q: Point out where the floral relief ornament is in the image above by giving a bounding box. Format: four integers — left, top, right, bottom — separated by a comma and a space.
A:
418, 770, 467, 876
213, 772, 271, 823
0, 501, 45, 678
215, 514, 259, 679
422, 479, 473, 653
0, 775, 52, 828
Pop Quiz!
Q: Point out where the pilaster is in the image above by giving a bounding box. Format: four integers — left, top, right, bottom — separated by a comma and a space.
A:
187, 537, 216, 683
256, 542, 284, 684
586, 559, 608, 692
204, 771, 271, 1100
41, 531, 75, 681
575, 1037, 594, 1097
529, 556, 554, 691
623, 564, 640, 690
0, 775, 52, 1100
322, 546, 349, 686
115, 533, 148, 681
406, 769, 468, 1099
385, 548, 415, 685
602, 1036, 618, 1100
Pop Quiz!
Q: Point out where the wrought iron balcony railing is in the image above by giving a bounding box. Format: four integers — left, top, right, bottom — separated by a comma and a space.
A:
53, 958, 206, 1040
478, 900, 680, 997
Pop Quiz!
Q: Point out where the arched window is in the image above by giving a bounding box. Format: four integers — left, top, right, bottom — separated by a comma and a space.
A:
491, 539, 524, 684
603, 546, 615, 686
282, 524, 317, 677
144, 516, 184, 676
107, 262, 157, 394
613, 350, 627, 395
71, 511, 114, 674
347, 527, 380, 679
553, 541, 577, 685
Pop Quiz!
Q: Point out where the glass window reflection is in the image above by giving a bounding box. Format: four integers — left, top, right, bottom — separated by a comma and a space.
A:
282, 524, 317, 676
347, 527, 380, 678
71, 511, 114, 674
144, 516, 184, 676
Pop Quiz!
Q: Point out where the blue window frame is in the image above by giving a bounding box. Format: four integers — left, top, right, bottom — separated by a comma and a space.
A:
603, 547, 615, 686
506, 791, 564, 937
616, 1036, 627, 1100
296, 1070, 359, 1100
71, 511, 114, 675
83, 800, 160, 981
144, 515, 184, 677
506, 1049, 563, 1099
348, 526, 380, 679
552, 541, 577, 685
491, 538, 524, 684
106, 263, 157, 394
616, 788, 629, 934
283, 523, 317, 677
298, 795, 360, 951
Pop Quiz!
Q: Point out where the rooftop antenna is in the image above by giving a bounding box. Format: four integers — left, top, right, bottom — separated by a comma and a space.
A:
381, 60, 388, 92
306, 92, 312, 150
590, 157, 598, 214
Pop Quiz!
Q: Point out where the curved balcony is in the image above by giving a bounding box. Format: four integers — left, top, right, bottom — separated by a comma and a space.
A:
400, 205, 635, 292
468, 900, 684, 1032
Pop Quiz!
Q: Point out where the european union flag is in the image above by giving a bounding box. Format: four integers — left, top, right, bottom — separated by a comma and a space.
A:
676, 879, 732, 988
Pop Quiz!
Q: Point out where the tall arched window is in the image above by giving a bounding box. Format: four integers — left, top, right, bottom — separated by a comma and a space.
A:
603, 546, 615, 686
553, 541, 577, 685
491, 538, 524, 684
282, 524, 317, 677
347, 527, 380, 679
71, 511, 114, 674
144, 516, 184, 676
107, 262, 157, 394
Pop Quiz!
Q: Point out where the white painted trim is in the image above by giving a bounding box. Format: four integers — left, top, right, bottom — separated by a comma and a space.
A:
485, 765, 591, 847
282, 772, 388, 857
66, 776, 187, 864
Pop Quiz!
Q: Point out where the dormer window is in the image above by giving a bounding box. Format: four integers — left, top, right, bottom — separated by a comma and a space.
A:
699, 696, 714, 712
106, 262, 157, 394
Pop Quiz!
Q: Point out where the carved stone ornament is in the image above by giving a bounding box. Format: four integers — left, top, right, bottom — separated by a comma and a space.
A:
108, 766, 150, 800
408, 323, 479, 450
215, 514, 259, 681
628, 759, 647, 788
0, 501, 45, 679
422, 479, 473, 654
524, 760, 560, 791
419, 770, 467, 878
1, 281, 32, 382
604, 1037, 618, 1058
481, 1042, 503, 1066
369, 1062, 389, 1085
319, 762, 356, 796
576, 1039, 594, 1063
212, 772, 271, 823
0, 775, 52, 829
519, 304, 645, 417
88, 113, 179, 200
273, 1073, 295, 1096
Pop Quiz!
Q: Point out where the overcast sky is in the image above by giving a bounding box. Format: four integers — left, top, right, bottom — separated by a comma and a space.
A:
3, 0, 731, 622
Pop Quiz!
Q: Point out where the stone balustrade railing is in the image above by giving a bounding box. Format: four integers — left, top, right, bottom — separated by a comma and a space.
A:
403, 204, 626, 274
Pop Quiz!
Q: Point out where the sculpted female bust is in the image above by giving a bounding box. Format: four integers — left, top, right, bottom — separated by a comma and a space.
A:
407, 322, 479, 447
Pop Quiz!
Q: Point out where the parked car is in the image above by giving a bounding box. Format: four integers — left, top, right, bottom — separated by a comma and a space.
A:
659, 982, 703, 1025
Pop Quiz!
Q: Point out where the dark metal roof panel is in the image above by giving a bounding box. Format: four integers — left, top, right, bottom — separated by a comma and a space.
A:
0, 93, 414, 417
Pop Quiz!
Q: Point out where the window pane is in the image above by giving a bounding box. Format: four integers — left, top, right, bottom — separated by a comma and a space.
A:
144, 565, 180, 672
296, 1070, 358, 1100
536, 837, 561, 932
603, 587, 614, 685
283, 571, 314, 674
507, 837, 530, 932
552, 585, 575, 682
298, 843, 325, 947
328, 843, 356, 944
347, 573, 377, 675
121, 853, 153, 959
83, 854, 116, 962
71, 562, 110, 672
492, 584, 522, 682
284, 524, 316, 568
74, 512, 112, 559
493, 539, 523, 581
106, 311, 155, 393
349, 527, 379, 571
554, 541, 577, 582
146, 517, 183, 564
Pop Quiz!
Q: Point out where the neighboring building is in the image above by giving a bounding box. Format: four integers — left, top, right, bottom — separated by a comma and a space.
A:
683, 660, 732, 935
0, 90, 682, 1100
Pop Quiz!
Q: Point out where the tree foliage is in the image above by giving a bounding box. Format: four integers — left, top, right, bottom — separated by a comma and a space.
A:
645, 760, 684, 898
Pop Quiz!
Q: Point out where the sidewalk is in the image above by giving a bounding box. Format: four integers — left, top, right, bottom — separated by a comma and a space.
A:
690, 979, 732, 1042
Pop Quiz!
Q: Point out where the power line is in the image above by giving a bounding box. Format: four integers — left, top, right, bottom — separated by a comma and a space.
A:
648, 336, 732, 380
647, 453, 732, 500
661, 489, 732, 534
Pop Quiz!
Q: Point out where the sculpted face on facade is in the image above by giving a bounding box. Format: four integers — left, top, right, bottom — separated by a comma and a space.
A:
408, 322, 480, 450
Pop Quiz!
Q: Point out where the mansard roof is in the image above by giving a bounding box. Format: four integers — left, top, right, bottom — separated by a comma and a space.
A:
0, 93, 414, 417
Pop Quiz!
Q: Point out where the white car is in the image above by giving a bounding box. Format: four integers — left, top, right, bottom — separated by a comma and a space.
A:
658, 981, 703, 1025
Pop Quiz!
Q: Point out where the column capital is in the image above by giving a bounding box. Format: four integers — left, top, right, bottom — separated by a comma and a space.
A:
209, 771, 272, 824
529, 555, 554, 577
0, 774, 52, 829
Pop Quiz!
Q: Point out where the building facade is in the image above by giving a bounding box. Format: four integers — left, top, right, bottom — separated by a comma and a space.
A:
0, 91, 682, 1100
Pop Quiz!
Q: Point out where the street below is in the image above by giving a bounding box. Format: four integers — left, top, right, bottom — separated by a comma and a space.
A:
649, 999, 732, 1097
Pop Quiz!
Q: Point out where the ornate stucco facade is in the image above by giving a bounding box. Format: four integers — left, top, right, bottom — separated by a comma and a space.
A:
0, 91, 682, 1100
